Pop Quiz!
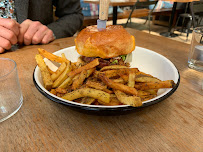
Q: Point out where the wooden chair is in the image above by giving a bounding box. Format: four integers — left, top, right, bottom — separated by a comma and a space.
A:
124, 0, 158, 33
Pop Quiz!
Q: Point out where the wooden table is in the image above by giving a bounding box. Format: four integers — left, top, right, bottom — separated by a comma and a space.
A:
84, 0, 138, 25
0, 28, 202, 152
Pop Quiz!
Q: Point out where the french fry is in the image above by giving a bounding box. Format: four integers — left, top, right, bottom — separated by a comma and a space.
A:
136, 72, 160, 78
93, 70, 100, 78
102, 89, 113, 94
52, 62, 72, 88
51, 62, 67, 81
47, 66, 55, 74
38, 48, 70, 63
86, 80, 113, 94
55, 88, 67, 94
99, 74, 138, 96
70, 63, 77, 70
100, 65, 128, 71
58, 76, 73, 89
35, 54, 53, 90
135, 77, 161, 83
137, 90, 152, 98
72, 74, 80, 81
101, 68, 139, 78
86, 80, 107, 90
128, 71, 136, 87
135, 72, 160, 83
61, 53, 78, 70
110, 94, 117, 98
112, 78, 125, 84
62, 88, 110, 104
80, 97, 96, 105
104, 96, 122, 106
114, 90, 142, 107
119, 74, 128, 82
56, 92, 65, 97
75, 57, 86, 68
76, 68, 95, 84
145, 89, 158, 95
50, 89, 57, 95
134, 80, 175, 90
72, 70, 87, 90
98, 100, 107, 105
69, 68, 95, 90
86, 68, 96, 78
100, 70, 119, 78
68, 58, 99, 78
61, 53, 66, 59
141, 94, 156, 102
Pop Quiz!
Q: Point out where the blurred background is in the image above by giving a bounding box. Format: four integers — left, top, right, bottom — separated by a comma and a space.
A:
79, 0, 203, 44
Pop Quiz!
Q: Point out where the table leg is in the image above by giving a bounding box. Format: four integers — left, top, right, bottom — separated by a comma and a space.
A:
160, 2, 178, 37
113, 6, 118, 25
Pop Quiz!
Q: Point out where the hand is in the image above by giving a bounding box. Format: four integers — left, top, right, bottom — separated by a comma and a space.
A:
0, 18, 20, 53
18, 19, 55, 46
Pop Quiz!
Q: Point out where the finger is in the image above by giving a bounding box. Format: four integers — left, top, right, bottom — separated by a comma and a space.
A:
0, 36, 12, 50
0, 47, 5, 53
0, 25, 18, 45
32, 25, 48, 44
41, 30, 55, 44
23, 21, 42, 45
0, 18, 20, 36
18, 19, 32, 45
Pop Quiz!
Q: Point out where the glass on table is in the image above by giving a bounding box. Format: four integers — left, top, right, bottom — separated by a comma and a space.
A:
0, 58, 23, 123
188, 27, 203, 71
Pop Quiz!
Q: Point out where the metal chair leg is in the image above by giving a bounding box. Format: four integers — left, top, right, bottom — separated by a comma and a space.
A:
174, 16, 180, 32
148, 13, 151, 33
125, 5, 136, 28
186, 19, 192, 41
143, 17, 148, 25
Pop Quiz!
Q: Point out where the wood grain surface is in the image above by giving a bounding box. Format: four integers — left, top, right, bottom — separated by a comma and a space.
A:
0, 28, 202, 152
84, 0, 199, 6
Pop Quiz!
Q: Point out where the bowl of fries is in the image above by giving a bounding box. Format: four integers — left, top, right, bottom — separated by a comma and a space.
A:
33, 46, 180, 115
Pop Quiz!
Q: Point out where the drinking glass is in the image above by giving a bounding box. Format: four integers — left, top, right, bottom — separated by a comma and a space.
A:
188, 27, 203, 71
0, 58, 23, 122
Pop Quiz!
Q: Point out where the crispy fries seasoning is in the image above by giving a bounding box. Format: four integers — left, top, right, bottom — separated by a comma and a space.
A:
51, 62, 67, 81
114, 90, 142, 107
38, 48, 70, 63
68, 58, 99, 78
134, 80, 175, 90
62, 88, 110, 104
35, 54, 53, 90
35, 48, 176, 107
99, 74, 138, 96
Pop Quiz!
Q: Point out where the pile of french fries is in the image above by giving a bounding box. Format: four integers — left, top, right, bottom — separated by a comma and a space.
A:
35, 48, 175, 107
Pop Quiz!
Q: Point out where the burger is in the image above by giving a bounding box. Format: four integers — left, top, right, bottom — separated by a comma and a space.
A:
74, 25, 135, 68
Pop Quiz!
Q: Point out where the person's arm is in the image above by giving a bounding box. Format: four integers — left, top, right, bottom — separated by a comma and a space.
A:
47, 0, 84, 39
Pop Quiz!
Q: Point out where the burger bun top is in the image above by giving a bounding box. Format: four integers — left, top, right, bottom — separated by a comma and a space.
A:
74, 25, 135, 59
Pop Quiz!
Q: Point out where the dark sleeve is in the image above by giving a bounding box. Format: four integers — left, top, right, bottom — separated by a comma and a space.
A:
47, 0, 84, 39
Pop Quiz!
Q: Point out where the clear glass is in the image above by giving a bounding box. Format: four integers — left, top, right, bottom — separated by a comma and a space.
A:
0, 58, 23, 122
188, 27, 203, 71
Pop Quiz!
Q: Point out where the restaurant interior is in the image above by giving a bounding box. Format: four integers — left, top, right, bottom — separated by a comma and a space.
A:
80, 0, 203, 44
1, 0, 202, 151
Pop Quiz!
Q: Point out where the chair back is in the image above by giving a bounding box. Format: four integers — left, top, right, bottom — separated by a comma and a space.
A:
190, 1, 203, 27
